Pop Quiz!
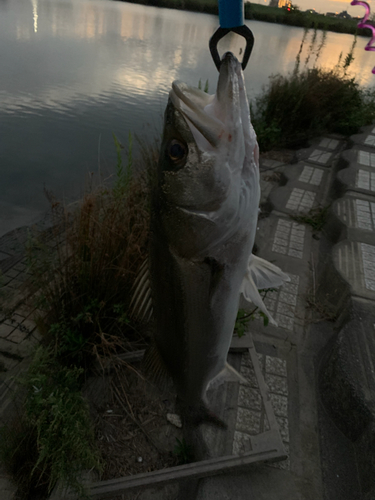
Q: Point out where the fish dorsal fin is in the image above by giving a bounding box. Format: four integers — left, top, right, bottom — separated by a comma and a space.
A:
240, 254, 290, 326
130, 259, 153, 322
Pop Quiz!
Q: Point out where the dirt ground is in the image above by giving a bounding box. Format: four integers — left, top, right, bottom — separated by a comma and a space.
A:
84, 361, 183, 482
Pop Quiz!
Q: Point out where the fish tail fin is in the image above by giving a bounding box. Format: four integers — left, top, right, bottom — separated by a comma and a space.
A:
207, 362, 248, 392
178, 399, 228, 430
240, 254, 290, 326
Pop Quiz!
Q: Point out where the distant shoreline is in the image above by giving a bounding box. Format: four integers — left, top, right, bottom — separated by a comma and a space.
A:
118, 0, 370, 37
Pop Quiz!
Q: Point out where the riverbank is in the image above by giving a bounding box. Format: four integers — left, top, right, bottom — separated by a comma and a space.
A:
2, 128, 375, 499
117, 0, 371, 37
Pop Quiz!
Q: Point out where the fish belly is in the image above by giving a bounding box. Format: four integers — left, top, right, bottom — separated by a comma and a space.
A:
150, 219, 251, 407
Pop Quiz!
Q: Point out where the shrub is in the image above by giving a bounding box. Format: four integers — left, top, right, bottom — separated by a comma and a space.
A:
0, 346, 102, 498
252, 35, 375, 151
27, 139, 151, 368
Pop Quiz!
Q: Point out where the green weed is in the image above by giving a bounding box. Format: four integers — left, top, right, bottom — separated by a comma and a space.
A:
0, 346, 102, 499
198, 79, 209, 93
291, 205, 330, 231
234, 288, 277, 337
174, 438, 193, 465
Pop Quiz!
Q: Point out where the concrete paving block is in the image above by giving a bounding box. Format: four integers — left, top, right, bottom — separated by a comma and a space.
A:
238, 385, 262, 411
340, 145, 375, 169
317, 137, 341, 151
265, 356, 287, 377
249, 215, 312, 342
7, 328, 29, 344
265, 373, 288, 396
0, 352, 19, 372
0, 336, 35, 360
328, 192, 375, 245
319, 297, 375, 444
349, 126, 375, 148
256, 214, 313, 269
0, 323, 14, 339
195, 465, 300, 500
332, 240, 375, 302
269, 185, 320, 216
336, 164, 375, 196
283, 162, 328, 191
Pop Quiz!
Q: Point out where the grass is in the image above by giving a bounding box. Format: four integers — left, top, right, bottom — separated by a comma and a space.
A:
290, 205, 330, 231
27, 136, 151, 370
251, 31, 375, 151
234, 288, 278, 337
244, 3, 369, 36
0, 136, 155, 498
0, 347, 102, 499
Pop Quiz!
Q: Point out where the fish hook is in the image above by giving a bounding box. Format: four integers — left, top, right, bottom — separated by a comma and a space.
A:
209, 25, 254, 72
351, 0, 375, 74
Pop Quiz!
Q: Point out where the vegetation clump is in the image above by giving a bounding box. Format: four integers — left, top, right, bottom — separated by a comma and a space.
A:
0, 136, 154, 498
119, 0, 371, 36
0, 347, 102, 499
291, 205, 330, 231
28, 135, 150, 370
252, 32, 375, 151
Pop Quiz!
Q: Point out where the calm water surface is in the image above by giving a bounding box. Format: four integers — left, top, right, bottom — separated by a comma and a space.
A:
1, 0, 374, 236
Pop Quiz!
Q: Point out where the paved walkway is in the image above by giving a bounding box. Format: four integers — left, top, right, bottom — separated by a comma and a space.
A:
1, 129, 375, 499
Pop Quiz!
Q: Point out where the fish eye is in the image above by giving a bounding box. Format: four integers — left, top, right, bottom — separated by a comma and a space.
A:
168, 140, 187, 162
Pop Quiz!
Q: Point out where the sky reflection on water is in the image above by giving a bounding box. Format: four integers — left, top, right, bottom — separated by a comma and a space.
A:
0, 0, 374, 236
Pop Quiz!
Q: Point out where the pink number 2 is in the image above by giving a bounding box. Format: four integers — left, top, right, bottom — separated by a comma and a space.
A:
351, 0, 375, 73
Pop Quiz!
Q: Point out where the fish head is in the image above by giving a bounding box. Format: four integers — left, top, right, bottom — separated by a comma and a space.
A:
158, 52, 258, 212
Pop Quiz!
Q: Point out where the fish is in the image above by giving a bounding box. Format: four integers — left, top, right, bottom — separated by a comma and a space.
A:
132, 52, 289, 426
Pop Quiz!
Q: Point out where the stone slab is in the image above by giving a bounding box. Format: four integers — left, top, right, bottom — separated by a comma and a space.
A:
336, 164, 375, 196
319, 296, 375, 498
242, 214, 313, 343
195, 466, 300, 500
283, 163, 328, 190
340, 146, 375, 170
269, 185, 321, 216
350, 126, 375, 148
294, 136, 344, 167
332, 240, 375, 301
330, 193, 375, 245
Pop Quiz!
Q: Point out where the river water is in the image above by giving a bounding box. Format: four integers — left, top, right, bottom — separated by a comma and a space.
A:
0, 0, 374, 236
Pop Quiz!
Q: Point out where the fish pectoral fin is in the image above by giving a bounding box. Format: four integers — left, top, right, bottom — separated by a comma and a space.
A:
207, 362, 248, 391
240, 254, 290, 327
247, 254, 290, 289
130, 259, 153, 322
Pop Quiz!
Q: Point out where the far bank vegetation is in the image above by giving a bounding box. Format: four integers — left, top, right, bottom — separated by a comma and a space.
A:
119, 0, 371, 37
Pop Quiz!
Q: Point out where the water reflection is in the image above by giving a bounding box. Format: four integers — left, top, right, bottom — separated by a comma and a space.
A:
31, 0, 38, 32
0, 0, 374, 237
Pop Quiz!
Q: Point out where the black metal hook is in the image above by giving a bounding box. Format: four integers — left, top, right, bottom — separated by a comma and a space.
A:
209, 25, 254, 72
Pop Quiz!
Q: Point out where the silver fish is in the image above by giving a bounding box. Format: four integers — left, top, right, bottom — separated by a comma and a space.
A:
133, 52, 289, 425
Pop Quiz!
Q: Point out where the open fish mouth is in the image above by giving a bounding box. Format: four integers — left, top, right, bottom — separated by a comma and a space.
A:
169, 52, 249, 156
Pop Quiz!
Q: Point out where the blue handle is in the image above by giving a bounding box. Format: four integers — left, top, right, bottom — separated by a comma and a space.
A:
218, 0, 244, 28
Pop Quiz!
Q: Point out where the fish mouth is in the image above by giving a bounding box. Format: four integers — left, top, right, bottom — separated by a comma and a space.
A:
169, 52, 243, 153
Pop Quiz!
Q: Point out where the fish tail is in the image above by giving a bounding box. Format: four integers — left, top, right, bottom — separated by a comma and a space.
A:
177, 399, 228, 430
